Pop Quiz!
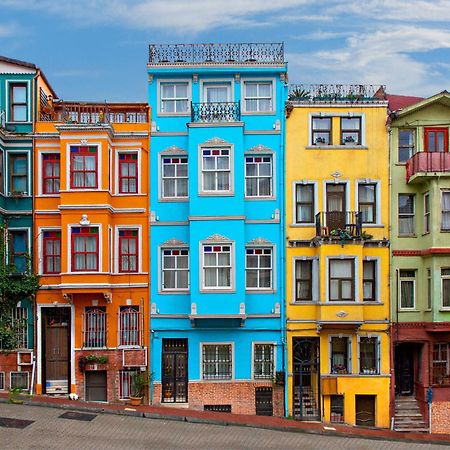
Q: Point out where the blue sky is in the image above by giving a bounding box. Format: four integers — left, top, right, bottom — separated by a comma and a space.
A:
2, 0, 449, 102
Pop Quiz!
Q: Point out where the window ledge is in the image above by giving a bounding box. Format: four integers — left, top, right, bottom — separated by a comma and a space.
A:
439, 309, 450, 312
113, 193, 146, 197
289, 223, 315, 227
157, 112, 190, 117
398, 234, 417, 238
159, 289, 190, 295
291, 301, 318, 305
363, 224, 384, 228
200, 289, 235, 293
306, 145, 368, 150
159, 197, 189, 202
198, 192, 234, 197
245, 196, 276, 201
246, 289, 275, 294
440, 230, 450, 233
326, 301, 359, 304
399, 308, 420, 312
362, 301, 384, 305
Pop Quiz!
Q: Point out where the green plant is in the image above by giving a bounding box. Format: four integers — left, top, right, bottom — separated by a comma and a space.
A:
288, 88, 310, 101
78, 354, 109, 372
361, 231, 373, 240
131, 370, 150, 398
9, 387, 23, 404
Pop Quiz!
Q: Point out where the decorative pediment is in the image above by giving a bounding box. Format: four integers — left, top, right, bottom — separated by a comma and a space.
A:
203, 234, 232, 243
336, 310, 349, 318
161, 238, 188, 247
245, 144, 273, 154
160, 145, 187, 155
202, 137, 231, 147
246, 237, 274, 246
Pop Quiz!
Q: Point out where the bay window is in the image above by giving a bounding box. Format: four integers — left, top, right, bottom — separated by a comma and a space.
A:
70, 146, 97, 189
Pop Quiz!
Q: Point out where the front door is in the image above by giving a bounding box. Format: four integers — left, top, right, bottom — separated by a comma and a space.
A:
85, 371, 107, 402
326, 184, 346, 230
292, 338, 320, 420
395, 344, 414, 395
162, 338, 188, 403
43, 307, 70, 394
355, 395, 376, 427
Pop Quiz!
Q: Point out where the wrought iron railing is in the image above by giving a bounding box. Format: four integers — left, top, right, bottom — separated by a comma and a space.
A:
149, 43, 284, 64
315, 211, 362, 237
288, 84, 386, 103
191, 101, 240, 123
406, 151, 450, 182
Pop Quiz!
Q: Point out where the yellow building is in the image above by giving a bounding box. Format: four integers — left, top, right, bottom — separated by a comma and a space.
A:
285, 85, 390, 427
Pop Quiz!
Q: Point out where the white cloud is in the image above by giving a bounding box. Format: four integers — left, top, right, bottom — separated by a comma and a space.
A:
0, 23, 18, 38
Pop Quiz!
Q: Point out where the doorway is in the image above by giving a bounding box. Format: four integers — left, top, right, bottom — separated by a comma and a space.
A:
162, 338, 188, 403
355, 395, 376, 426
42, 307, 71, 394
395, 343, 415, 395
326, 183, 346, 230
85, 371, 107, 402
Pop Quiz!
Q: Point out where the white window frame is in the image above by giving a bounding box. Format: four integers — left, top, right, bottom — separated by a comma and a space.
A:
160, 154, 188, 200
399, 269, 416, 310
355, 180, 381, 226
329, 335, 352, 375
362, 257, 381, 303
291, 181, 318, 226
6, 79, 31, 123
441, 190, 450, 232
114, 149, 141, 195
241, 78, 275, 114
424, 192, 430, 234
7, 227, 30, 272
157, 79, 191, 116
357, 335, 381, 375
10, 371, 29, 390
326, 257, 359, 302
252, 342, 276, 380
113, 225, 142, 274
198, 144, 233, 195
398, 193, 415, 236
65, 142, 102, 192
200, 342, 234, 381
200, 240, 234, 292
118, 369, 138, 399
118, 306, 141, 348
6, 150, 31, 197
244, 155, 273, 198
441, 268, 450, 309
160, 246, 190, 292
245, 246, 274, 291
292, 257, 319, 302
67, 224, 102, 274
200, 79, 233, 103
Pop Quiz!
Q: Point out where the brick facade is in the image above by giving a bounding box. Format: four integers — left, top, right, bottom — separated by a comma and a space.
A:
431, 402, 450, 434
152, 381, 284, 416
0, 352, 33, 391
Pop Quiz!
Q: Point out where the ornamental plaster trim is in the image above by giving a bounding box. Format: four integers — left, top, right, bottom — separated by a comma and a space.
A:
160, 145, 188, 155
161, 238, 189, 247
203, 234, 232, 243
246, 237, 274, 246
245, 144, 274, 154
202, 137, 231, 147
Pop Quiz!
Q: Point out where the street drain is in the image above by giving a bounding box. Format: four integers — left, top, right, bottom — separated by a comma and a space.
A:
59, 411, 97, 422
0, 417, 34, 429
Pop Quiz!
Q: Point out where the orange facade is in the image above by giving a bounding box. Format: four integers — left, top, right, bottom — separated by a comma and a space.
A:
33, 101, 150, 402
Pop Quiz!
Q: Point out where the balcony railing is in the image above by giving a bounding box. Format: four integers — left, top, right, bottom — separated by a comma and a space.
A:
0, 109, 5, 129
288, 84, 386, 103
149, 43, 284, 65
191, 101, 240, 123
406, 151, 450, 182
315, 211, 362, 238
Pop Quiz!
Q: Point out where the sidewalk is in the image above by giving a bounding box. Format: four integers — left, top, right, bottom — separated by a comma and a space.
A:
1, 392, 449, 446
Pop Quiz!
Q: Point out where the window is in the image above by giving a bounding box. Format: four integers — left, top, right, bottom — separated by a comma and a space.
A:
202, 344, 232, 380
442, 268, 450, 308
202, 244, 231, 289
432, 344, 449, 384
341, 117, 361, 145
398, 129, 415, 163
201, 148, 230, 192
204, 83, 230, 103
359, 337, 380, 375
9, 83, 27, 122
119, 153, 138, 194
161, 248, 189, 290
70, 146, 97, 189
295, 184, 314, 223
442, 191, 450, 231
9, 230, 27, 272
119, 370, 138, 399
72, 227, 98, 271
358, 183, 376, 223
9, 154, 27, 194
13, 307, 28, 349
161, 156, 188, 198
423, 193, 430, 234
119, 306, 140, 346
329, 259, 354, 301
311, 117, 331, 145
330, 395, 344, 423
244, 81, 272, 112
427, 268, 432, 309
363, 260, 376, 302
160, 83, 189, 113
119, 229, 138, 273
0, 151, 3, 194
253, 344, 274, 379
295, 260, 313, 301
10, 372, 29, 390
399, 270, 415, 309
0, 372, 4, 390
84, 307, 106, 348
245, 156, 272, 197
398, 194, 415, 235
42, 154, 60, 194
425, 127, 448, 152
43, 231, 61, 274
246, 247, 272, 290
330, 337, 351, 374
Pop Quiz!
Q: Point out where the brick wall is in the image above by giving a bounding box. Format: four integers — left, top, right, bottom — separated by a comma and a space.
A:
0, 352, 32, 391
152, 381, 284, 417
432, 402, 450, 434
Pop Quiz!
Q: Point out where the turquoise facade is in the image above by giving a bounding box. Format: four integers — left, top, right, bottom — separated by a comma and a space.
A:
148, 44, 287, 413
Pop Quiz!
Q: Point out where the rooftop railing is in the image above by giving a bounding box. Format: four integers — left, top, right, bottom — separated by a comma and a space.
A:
288, 84, 386, 103
149, 43, 284, 65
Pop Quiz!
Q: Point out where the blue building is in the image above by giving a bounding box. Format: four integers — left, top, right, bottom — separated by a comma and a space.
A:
148, 43, 287, 415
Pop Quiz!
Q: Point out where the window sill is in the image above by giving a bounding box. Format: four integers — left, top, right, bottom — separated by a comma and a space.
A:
362, 301, 384, 305
114, 193, 146, 197
117, 345, 142, 350
326, 300, 358, 304
159, 197, 189, 202
245, 196, 276, 201
306, 145, 368, 150
399, 308, 419, 312
289, 223, 315, 227
398, 234, 417, 238
439, 309, 450, 312
200, 288, 235, 293
291, 301, 318, 305
246, 289, 275, 294
362, 224, 384, 228
157, 112, 190, 117
38, 194, 60, 198
159, 289, 190, 295
198, 192, 234, 197
441, 230, 450, 233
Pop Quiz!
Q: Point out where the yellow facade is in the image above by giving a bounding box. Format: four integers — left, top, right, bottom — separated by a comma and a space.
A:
285, 94, 390, 427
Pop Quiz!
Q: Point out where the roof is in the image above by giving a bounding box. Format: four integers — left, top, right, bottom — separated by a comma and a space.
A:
389, 90, 450, 119
386, 94, 424, 113
0, 55, 36, 70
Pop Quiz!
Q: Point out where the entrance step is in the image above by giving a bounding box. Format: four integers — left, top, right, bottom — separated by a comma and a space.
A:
394, 396, 428, 432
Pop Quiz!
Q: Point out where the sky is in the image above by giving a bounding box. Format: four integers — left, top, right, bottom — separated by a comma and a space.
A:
1, 0, 449, 102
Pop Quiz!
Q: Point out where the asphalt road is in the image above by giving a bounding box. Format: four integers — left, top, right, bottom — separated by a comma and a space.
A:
0, 403, 445, 450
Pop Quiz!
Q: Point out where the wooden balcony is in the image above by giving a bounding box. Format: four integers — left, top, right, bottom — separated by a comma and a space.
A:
406, 152, 450, 183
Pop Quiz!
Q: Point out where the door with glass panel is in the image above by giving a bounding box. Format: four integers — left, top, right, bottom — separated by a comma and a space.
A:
202, 84, 231, 122
326, 184, 346, 231
162, 339, 188, 403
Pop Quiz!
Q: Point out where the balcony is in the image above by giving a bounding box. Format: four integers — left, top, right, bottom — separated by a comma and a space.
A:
406, 152, 450, 183
315, 211, 362, 238
148, 43, 284, 65
191, 102, 240, 123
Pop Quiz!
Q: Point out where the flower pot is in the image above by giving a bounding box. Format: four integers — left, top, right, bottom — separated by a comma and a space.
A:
129, 396, 142, 406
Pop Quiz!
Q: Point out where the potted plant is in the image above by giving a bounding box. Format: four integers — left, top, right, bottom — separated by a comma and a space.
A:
9, 387, 24, 404
274, 370, 285, 386
129, 370, 150, 406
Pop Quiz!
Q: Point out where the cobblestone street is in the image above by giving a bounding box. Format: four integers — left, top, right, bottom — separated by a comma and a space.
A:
0, 403, 446, 450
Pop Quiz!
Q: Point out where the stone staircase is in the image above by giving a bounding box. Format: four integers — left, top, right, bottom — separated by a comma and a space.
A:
394, 396, 429, 432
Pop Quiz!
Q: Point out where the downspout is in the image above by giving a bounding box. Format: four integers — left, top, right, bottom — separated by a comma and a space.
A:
147, 105, 152, 404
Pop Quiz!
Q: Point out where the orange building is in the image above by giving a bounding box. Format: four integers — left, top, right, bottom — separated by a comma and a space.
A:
33, 94, 150, 403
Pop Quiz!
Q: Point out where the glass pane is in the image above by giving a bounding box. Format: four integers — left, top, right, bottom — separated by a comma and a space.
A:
259, 99, 271, 111
246, 163, 257, 176
163, 164, 175, 177
330, 260, 352, 277
359, 184, 375, 202
163, 271, 175, 289
341, 280, 352, 299
13, 86, 27, 102
13, 105, 27, 121
217, 172, 229, 190
245, 83, 257, 97
246, 270, 258, 288
216, 156, 229, 170
175, 84, 187, 98
399, 195, 414, 213
259, 83, 271, 97
312, 117, 331, 130
162, 85, 174, 98
259, 178, 271, 196
164, 255, 175, 269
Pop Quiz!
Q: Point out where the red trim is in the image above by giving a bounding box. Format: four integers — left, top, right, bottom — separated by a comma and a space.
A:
42, 154, 60, 194
119, 153, 138, 194
424, 127, 448, 152
71, 227, 99, 271
118, 230, 138, 273
70, 146, 98, 189
393, 248, 450, 256
43, 232, 61, 274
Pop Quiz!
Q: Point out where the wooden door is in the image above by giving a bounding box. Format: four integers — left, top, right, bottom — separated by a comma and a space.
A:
355, 395, 376, 427
326, 184, 346, 230
85, 371, 107, 402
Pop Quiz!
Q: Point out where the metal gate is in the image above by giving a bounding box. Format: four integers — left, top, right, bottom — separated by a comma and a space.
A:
162, 338, 188, 403
293, 337, 320, 420
255, 387, 273, 416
